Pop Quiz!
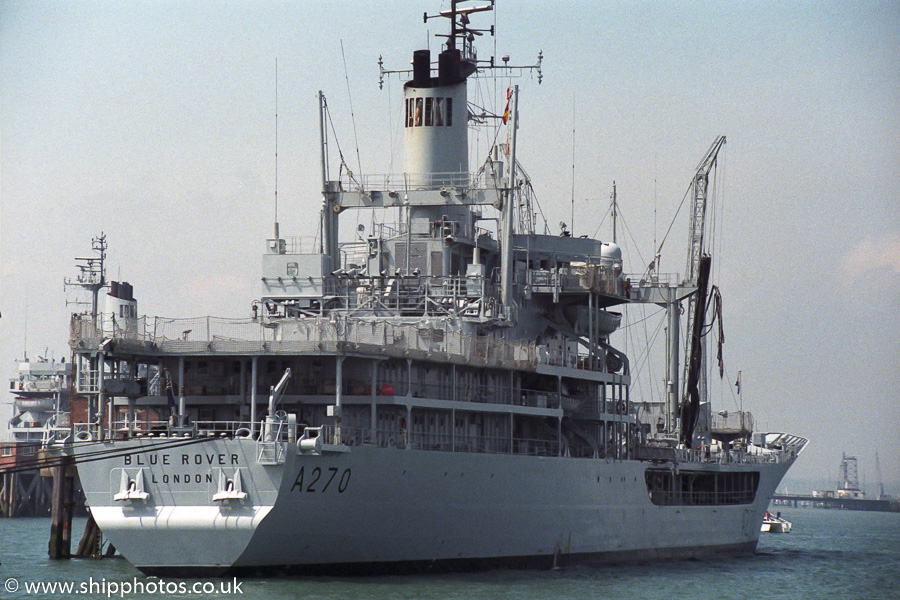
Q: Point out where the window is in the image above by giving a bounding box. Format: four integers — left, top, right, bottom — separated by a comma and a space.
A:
287, 262, 298, 276
434, 98, 443, 126
425, 97, 434, 126
405, 97, 452, 128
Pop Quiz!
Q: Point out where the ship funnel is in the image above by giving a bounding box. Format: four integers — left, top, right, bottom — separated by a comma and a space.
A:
412, 50, 431, 87
438, 48, 462, 86
404, 51, 468, 186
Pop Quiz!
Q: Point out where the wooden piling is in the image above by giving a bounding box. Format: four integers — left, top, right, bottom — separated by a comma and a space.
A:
48, 455, 74, 559
75, 513, 101, 558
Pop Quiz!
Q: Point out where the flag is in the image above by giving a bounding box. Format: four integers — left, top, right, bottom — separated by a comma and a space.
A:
735, 372, 741, 395
165, 369, 176, 412
502, 87, 510, 124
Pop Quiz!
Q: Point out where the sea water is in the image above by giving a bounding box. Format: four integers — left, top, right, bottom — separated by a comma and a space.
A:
1, 508, 897, 600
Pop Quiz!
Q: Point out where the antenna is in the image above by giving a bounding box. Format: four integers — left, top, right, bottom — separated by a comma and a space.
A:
340, 40, 363, 181
611, 181, 618, 244
274, 58, 279, 240
23, 294, 28, 361
570, 98, 575, 236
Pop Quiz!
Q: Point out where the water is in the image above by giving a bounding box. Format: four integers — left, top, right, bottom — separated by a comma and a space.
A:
1, 509, 897, 599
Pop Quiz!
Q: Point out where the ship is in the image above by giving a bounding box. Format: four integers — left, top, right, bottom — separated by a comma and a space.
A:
8, 354, 70, 444
53, 1, 807, 576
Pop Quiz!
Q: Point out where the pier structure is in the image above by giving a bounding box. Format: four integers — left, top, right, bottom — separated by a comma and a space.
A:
771, 493, 900, 513
0, 442, 53, 517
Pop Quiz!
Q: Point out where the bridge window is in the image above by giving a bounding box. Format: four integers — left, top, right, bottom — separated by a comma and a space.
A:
405, 97, 453, 127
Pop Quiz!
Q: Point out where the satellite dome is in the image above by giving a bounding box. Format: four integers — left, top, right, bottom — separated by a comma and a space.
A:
601, 242, 622, 262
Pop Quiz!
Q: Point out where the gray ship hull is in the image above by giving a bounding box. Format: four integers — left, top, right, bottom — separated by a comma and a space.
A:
76, 438, 790, 575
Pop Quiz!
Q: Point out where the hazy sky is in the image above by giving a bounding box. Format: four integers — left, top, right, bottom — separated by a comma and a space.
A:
2, 1, 898, 492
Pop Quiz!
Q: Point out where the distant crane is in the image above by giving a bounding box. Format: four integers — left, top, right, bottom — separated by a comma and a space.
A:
875, 451, 886, 500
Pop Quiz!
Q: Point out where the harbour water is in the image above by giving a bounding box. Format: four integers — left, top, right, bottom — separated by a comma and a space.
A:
1, 508, 897, 599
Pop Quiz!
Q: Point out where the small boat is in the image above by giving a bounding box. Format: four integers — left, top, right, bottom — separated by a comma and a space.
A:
761, 511, 792, 533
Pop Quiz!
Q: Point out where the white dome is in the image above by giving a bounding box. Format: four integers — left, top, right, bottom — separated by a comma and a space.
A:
600, 242, 622, 262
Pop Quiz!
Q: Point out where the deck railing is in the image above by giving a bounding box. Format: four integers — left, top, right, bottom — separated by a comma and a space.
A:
70, 313, 540, 371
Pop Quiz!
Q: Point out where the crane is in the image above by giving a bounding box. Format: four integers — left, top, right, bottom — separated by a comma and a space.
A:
680, 136, 726, 445
685, 136, 726, 287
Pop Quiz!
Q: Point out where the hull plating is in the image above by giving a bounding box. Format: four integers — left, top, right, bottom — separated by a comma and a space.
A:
74, 440, 791, 573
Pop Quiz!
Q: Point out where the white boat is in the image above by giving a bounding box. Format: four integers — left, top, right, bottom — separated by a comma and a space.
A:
761, 512, 792, 533
52, 1, 808, 576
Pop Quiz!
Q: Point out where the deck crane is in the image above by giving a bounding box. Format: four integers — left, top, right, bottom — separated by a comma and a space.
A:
680, 136, 726, 445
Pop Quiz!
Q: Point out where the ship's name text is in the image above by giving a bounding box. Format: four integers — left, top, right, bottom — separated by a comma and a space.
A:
122, 453, 240, 466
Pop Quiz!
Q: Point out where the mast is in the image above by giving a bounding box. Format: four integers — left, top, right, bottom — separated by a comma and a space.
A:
79, 235, 107, 325
319, 91, 339, 268
501, 85, 519, 314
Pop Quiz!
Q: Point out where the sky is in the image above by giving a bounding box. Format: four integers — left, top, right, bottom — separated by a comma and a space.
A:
2, 1, 899, 494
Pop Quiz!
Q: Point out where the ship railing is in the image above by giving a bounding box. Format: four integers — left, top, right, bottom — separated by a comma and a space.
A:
279, 236, 319, 254
710, 411, 754, 433
194, 420, 257, 438
339, 171, 496, 193
625, 272, 684, 288
524, 266, 625, 298
537, 336, 627, 376
520, 389, 561, 409
407, 430, 454, 452
409, 378, 518, 406
675, 445, 787, 466
76, 369, 100, 393
109, 419, 171, 438
328, 275, 502, 319
257, 419, 288, 465
17, 379, 63, 393
69, 314, 153, 346
311, 425, 559, 457
72, 422, 102, 443
44, 425, 73, 447
405, 382, 562, 410
70, 313, 539, 371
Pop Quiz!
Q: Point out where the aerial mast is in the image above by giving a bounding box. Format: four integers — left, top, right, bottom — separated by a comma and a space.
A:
611, 181, 618, 244
65, 233, 108, 325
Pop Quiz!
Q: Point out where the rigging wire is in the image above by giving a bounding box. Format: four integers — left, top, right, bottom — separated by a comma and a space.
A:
644, 179, 694, 279
615, 208, 648, 273
589, 195, 612, 240
340, 40, 364, 181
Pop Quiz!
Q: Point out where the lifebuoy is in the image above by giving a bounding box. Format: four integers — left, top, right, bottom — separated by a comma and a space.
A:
75, 431, 93, 442
616, 402, 625, 414
235, 427, 252, 438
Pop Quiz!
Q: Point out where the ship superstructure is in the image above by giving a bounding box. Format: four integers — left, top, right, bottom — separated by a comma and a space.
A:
8, 356, 69, 444
55, 2, 806, 575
